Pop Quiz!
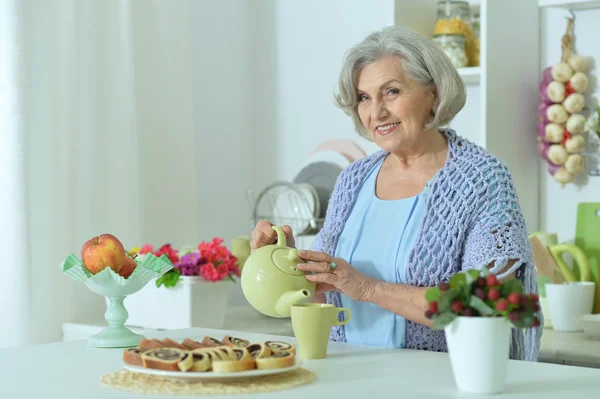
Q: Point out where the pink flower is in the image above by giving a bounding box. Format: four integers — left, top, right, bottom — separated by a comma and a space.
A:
139, 244, 154, 254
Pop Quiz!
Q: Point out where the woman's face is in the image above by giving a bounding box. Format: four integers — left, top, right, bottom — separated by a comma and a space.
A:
356, 56, 435, 152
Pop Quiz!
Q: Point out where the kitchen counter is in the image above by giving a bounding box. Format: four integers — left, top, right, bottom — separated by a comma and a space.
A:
539, 328, 600, 368
5, 326, 600, 398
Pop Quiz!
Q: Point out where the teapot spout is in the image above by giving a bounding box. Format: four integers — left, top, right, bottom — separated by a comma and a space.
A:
274, 289, 312, 317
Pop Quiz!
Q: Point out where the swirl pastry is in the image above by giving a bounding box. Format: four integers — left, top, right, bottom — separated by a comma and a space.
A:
161, 337, 188, 350
264, 341, 296, 355
221, 335, 250, 348
141, 348, 193, 372
246, 343, 272, 359
182, 337, 204, 350
231, 347, 254, 361
200, 336, 221, 347
189, 351, 211, 372
137, 338, 164, 350
256, 351, 295, 369
212, 348, 256, 373
123, 348, 147, 366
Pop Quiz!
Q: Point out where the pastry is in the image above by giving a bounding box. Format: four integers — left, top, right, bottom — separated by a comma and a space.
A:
256, 351, 295, 369
191, 346, 235, 370
246, 343, 272, 359
265, 341, 296, 355
212, 357, 256, 373
221, 335, 250, 348
182, 337, 204, 350
141, 348, 193, 372
123, 347, 147, 366
190, 351, 211, 372
162, 337, 188, 350
200, 336, 221, 347
231, 347, 254, 361
137, 338, 164, 350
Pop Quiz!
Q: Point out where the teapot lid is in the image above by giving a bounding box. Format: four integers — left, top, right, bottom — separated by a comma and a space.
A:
272, 248, 305, 276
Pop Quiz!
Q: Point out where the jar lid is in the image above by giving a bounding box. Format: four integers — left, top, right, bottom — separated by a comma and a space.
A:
433, 33, 466, 38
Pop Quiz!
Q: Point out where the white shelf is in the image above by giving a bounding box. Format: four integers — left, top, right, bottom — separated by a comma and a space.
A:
539, 0, 600, 10
457, 67, 481, 84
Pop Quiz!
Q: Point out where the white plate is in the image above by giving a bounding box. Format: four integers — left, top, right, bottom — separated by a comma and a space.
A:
122, 360, 302, 382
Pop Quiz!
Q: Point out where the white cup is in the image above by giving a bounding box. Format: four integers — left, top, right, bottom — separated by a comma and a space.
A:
546, 282, 595, 331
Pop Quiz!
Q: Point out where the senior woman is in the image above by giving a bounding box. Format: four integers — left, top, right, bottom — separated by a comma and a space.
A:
251, 26, 542, 362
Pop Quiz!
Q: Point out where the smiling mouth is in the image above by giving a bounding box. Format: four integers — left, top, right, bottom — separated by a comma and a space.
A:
375, 122, 400, 134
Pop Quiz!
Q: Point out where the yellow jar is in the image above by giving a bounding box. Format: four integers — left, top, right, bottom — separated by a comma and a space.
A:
434, 1, 475, 66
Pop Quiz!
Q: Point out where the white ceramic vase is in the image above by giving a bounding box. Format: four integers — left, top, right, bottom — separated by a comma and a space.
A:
444, 316, 511, 394
110, 276, 234, 329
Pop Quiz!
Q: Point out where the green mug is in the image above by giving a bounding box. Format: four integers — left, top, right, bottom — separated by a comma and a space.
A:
290, 303, 351, 360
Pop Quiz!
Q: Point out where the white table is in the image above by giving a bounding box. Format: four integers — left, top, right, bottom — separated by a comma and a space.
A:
3, 327, 600, 398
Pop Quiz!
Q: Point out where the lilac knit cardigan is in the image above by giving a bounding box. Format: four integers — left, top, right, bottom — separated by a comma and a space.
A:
313, 129, 542, 362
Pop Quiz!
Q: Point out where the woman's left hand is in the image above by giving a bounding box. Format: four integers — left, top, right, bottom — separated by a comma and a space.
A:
296, 250, 376, 302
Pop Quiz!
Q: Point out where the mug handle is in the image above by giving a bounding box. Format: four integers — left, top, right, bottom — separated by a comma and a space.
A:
333, 307, 351, 326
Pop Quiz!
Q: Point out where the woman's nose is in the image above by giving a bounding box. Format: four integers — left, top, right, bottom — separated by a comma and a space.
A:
371, 100, 389, 121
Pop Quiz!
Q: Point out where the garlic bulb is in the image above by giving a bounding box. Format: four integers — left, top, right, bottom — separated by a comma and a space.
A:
548, 144, 569, 165
545, 123, 564, 143
547, 104, 569, 124
568, 55, 588, 72
563, 93, 585, 113
569, 72, 588, 93
554, 167, 574, 186
552, 62, 574, 82
565, 134, 585, 153
566, 114, 587, 134
546, 81, 566, 103
565, 154, 585, 173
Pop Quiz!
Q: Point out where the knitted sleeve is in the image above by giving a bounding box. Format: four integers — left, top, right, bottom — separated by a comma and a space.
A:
461, 162, 542, 361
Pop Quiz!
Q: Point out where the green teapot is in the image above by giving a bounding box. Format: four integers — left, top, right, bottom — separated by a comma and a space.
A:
241, 225, 316, 318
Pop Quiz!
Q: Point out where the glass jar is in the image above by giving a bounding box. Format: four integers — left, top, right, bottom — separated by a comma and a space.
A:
471, 12, 480, 66
433, 34, 468, 68
433, 1, 475, 66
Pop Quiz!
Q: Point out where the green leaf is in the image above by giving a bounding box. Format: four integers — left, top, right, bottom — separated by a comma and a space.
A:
449, 273, 466, 290
465, 269, 480, 286
432, 312, 457, 330
439, 287, 458, 312
469, 296, 494, 316
500, 278, 524, 297
425, 287, 442, 303
156, 269, 181, 288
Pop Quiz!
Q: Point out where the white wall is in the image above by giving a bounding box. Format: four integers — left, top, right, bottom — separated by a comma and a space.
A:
539, 7, 600, 241
251, 0, 392, 197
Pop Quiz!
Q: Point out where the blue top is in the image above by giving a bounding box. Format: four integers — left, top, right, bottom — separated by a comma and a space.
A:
335, 156, 427, 348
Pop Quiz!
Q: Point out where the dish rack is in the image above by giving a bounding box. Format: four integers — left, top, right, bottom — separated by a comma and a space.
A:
248, 181, 325, 236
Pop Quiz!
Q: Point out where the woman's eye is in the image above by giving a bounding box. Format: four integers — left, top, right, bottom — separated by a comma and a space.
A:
358, 94, 369, 102
387, 88, 400, 95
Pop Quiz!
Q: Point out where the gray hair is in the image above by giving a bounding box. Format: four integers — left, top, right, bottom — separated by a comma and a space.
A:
334, 26, 466, 139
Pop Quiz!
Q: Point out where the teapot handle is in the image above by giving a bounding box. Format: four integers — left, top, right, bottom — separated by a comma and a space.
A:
272, 225, 287, 247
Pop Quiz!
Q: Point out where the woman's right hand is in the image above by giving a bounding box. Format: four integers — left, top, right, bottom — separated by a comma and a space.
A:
250, 220, 296, 253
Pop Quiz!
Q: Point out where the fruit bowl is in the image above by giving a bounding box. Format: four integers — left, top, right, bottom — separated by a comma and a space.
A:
60, 253, 173, 348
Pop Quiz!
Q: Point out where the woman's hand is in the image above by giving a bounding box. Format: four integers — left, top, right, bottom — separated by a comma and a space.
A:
250, 220, 295, 253
296, 250, 376, 302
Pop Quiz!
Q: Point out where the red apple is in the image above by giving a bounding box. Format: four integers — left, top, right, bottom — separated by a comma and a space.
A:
118, 256, 137, 279
81, 234, 128, 275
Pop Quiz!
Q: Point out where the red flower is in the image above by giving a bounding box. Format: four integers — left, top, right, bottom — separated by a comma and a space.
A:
200, 263, 219, 282
153, 243, 179, 265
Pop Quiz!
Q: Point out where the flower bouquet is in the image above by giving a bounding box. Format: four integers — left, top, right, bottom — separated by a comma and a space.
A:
424, 269, 541, 394
129, 238, 240, 289
123, 238, 240, 329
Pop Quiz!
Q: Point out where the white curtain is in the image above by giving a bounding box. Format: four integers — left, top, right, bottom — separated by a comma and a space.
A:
0, 0, 208, 349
